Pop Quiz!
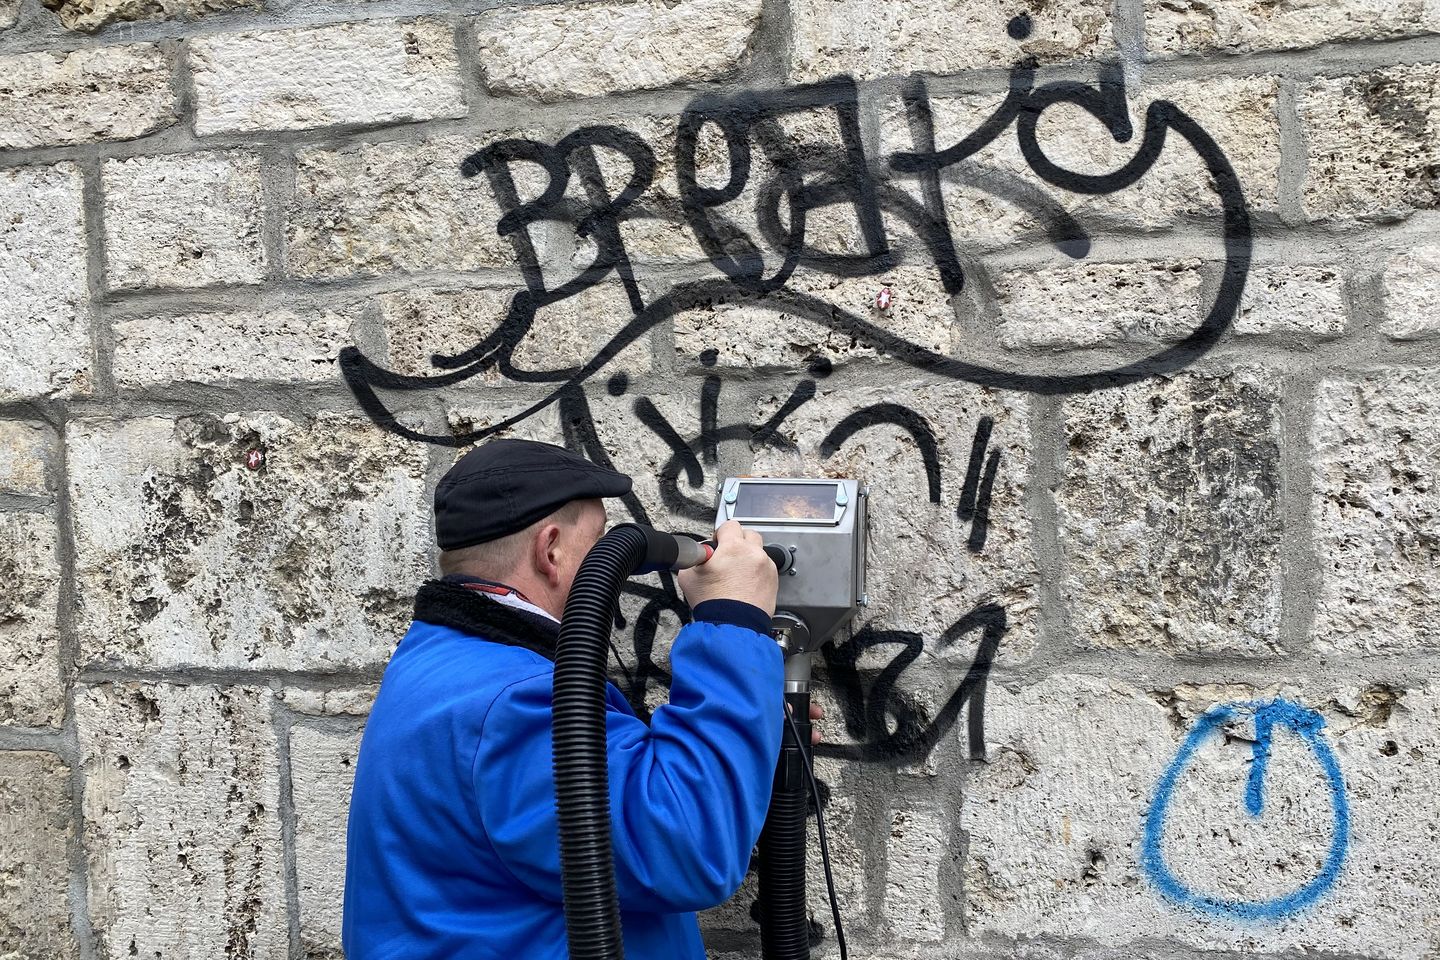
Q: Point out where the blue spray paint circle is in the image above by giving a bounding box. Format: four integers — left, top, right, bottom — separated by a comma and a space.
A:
1141, 698, 1350, 922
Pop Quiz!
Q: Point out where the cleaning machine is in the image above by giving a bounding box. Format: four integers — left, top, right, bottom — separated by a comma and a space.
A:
551, 477, 869, 960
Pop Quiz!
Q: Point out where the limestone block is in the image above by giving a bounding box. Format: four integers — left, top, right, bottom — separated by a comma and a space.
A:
279, 686, 378, 717
1147, 0, 1439, 56
0, 44, 174, 148
752, 379, 1037, 659
0, 751, 74, 958
0, 164, 91, 401
672, 266, 954, 371
42, 0, 258, 31
1312, 374, 1440, 652
103, 151, 266, 290
189, 19, 466, 135
67, 413, 431, 671
1380, 244, 1440, 339
1301, 65, 1440, 222
290, 722, 363, 959
965, 676, 1440, 958
77, 683, 286, 960
0, 513, 63, 728
473, 0, 761, 102
113, 306, 358, 388
0, 421, 55, 496
1057, 369, 1283, 656
884, 808, 952, 941
790, 0, 1111, 83
1234, 266, 1347, 338
996, 260, 1204, 349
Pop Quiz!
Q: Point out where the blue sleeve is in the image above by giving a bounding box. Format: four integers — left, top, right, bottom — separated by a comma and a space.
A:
472, 617, 783, 913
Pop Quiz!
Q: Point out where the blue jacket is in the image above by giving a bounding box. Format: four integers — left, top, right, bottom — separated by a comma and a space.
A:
343, 579, 784, 959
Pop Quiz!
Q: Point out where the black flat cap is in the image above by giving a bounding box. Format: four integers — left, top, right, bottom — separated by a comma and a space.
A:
434, 438, 632, 550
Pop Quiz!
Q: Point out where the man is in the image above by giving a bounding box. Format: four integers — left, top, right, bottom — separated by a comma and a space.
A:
343, 438, 817, 958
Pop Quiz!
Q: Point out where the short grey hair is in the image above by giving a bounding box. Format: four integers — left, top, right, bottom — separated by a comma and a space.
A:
438, 499, 587, 579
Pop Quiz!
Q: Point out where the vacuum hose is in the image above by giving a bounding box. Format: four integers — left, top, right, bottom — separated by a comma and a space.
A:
759, 683, 813, 960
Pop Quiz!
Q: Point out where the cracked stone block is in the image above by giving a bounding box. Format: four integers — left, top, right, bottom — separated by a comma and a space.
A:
1058, 370, 1284, 656
0, 164, 91, 401
885, 808, 951, 941
1147, 0, 1439, 56
1234, 266, 1347, 338
42, 0, 258, 31
0, 44, 174, 148
78, 683, 286, 960
1381, 244, 1440, 339
996, 260, 1204, 349
1301, 65, 1440, 222
473, 0, 761, 102
0, 751, 75, 958
190, 19, 466, 135
113, 306, 358, 388
790, 0, 1111, 83
67, 413, 431, 671
0, 421, 55, 497
965, 676, 1440, 957
103, 151, 266, 291
752, 379, 1037, 661
672, 266, 954, 372
1312, 374, 1440, 652
0, 512, 63, 728
290, 721, 363, 959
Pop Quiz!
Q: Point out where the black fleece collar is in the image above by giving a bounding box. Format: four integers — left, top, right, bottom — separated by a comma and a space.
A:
412, 578, 560, 662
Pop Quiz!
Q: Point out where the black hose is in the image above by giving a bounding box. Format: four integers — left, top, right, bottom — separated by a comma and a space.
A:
759, 689, 812, 960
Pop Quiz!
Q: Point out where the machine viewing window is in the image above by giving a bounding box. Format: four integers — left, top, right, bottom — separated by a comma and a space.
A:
734, 482, 837, 521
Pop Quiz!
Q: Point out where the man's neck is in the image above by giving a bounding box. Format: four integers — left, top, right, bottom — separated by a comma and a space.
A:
442, 574, 561, 623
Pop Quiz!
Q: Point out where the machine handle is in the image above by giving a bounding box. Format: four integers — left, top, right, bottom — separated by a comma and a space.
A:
692, 539, 793, 574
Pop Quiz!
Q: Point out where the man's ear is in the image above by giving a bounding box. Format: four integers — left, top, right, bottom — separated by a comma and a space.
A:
533, 523, 563, 588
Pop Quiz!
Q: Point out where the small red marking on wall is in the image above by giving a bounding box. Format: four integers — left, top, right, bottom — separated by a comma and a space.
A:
875, 286, 894, 311
246, 449, 265, 470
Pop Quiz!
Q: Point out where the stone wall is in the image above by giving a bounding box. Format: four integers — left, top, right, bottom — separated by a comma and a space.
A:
1, 0, 1438, 957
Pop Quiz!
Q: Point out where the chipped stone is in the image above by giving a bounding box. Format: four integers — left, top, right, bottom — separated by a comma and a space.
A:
0, 44, 174, 148
290, 722, 363, 959
42, 0, 258, 32
0, 513, 63, 728
996, 260, 1204, 349
0, 751, 74, 958
0, 421, 55, 497
1234, 266, 1347, 338
189, 20, 466, 135
1380, 244, 1440, 339
1146, 0, 1440, 56
67, 414, 431, 671
1058, 370, 1283, 656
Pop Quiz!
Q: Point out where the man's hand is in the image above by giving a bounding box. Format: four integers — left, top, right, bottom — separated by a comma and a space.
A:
677, 520, 779, 616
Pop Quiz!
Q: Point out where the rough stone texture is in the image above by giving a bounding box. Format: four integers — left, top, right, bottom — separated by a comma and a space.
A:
965, 676, 1440, 958
0, 164, 92, 402
103, 151, 266, 291
1380, 244, 1440, 339
0, 421, 56, 497
67, 414, 430, 671
290, 722, 363, 959
1234, 265, 1348, 338
0, 751, 75, 959
189, 20, 466, 135
1058, 369, 1284, 656
42, 0, 258, 31
113, 307, 358, 388
0, 0, 20, 28
279, 685, 377, 717
473, 0, 762, 102
884, 808, 951, 941
0, 512, 64, 728
77, 683, 287, 960
583, 389, 704, 535
1301, 65, 1440, 222
790, 0, 1111, 83
1146, 0, 1440, 56
1312, 374, 1440, 652
996, 260, 1204, 349
0, 44, 174, 149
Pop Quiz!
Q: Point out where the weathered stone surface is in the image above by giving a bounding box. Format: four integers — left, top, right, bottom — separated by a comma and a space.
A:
1058, 369, 1283, 656
67, 414, 430, 671
379, 283, 651, 381
1147, 0, 1439, 56
0, 751, 74, 958
0, 512, 63, 728
1312, 374, 1440, 652
42, 0, 258, 31
996, 260, 1204, 349
965, 676, 1440, 958
189, 20, 466, 135
0, 421, 55, 497
1380, 244, 1440, 339
673, 266, 954, 371
583, 390, 703, 535
884, 808, 952, 941
473, 0, 761, 102
113, 306, 357, 388
1234, 265, 1347, 338
103, 151, 266, 291
1301, 65, 1440, 222
0, 0, 19, 28
0, 44, 174, 148
0, 164, 91, 401
279, 685, 377, 717
753, 379, 1037, 660
290, 722, 363, 959
790, 0, 1111, 83
78, 683, 286, 960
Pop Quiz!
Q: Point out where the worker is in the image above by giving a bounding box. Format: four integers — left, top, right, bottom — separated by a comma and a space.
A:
342, 438, 822, 958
